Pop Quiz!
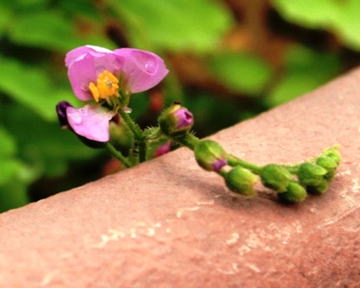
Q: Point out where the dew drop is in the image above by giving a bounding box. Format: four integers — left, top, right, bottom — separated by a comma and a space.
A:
144, 60, 156, 73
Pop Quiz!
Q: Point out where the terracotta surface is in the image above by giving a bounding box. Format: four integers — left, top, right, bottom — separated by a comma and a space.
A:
0, 68, 360, 287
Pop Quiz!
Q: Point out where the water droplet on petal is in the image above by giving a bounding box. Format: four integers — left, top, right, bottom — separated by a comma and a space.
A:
144, 60, 156, 73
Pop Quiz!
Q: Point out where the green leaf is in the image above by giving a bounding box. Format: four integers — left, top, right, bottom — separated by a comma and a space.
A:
0, 126, 16, 157
7, 11, 114, 52
267, 45, 341, 107
0, 158, 22, 185
0, 57, 77, 121
109, 0, 233, 52
1, 104, 98, 178
210, 52, 272, 95
0, 180, 29, 212
273, 0, 340, 28
273, 0, 360, 50
0, 3, 11, 36
0, 127, 36, 185
332, 0, 360, 49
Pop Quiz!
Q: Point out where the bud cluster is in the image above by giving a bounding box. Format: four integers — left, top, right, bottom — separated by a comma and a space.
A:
187, 134, 341, 203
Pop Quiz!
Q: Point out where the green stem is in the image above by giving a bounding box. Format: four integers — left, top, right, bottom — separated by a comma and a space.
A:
118, 109, 143, 139
217, 169, 227, 178
227, 154, 262, 174
173, 133, 200, 150
118, 109, 147, 163
283, 164, 300, 174
139, 141, 147, 163
106, 143, 132, 168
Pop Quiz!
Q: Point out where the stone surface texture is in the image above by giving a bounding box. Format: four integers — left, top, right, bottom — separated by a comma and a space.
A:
0, 69, 360, 287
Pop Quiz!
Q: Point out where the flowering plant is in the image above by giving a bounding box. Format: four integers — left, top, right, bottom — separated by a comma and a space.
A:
57, 45, 341, 204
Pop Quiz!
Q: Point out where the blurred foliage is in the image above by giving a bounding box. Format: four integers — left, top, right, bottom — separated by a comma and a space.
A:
210, 52, 272, 95
0, 0, 359, 211
273, 0, 360, 49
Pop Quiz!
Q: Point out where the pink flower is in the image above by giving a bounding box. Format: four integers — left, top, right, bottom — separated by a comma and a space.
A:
66, 45, 168, 102
56, 101, 115, 142
58, 45, 169, 143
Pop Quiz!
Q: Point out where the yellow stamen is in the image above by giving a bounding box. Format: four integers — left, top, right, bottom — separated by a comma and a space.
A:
88, 70, 120, 102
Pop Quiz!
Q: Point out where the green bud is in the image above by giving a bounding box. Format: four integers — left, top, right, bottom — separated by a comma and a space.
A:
322, 147, 341, 165
158, 104, 193, 136
109, 121, 134, 156
278, 181, 307, 203
260, 164, 292, 192
298, 163, 327, 187
194, 140, 227, 172
225, 166, 257, 197
316, 156, 337, 180
307, 179, 329, 195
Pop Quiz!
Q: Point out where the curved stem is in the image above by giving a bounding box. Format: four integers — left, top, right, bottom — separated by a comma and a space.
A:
226, 154, 262, 174
106, 143, 132, 168
173, 133, 200, 150
283, 164, 300, 174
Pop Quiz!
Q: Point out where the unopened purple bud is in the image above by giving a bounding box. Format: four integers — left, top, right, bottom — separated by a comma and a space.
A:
212, 159, 228, 172
194, 140, 227, 172
155, 141, 172, 157
175, 108, 193, 128
158, 104, 194, 136
56, 101, 72, 127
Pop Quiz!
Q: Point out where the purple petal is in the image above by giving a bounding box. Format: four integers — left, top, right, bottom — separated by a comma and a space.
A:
66, 105, 115, 142
67, 52, 123, 101
155, 141, 172, 157
113, 48, 168, 93
65, 45, 112, 67
175, 108, 193, 128
212, 159, 227, 172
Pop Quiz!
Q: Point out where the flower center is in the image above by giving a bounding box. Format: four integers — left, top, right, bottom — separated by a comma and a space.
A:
88, 70, 119, 102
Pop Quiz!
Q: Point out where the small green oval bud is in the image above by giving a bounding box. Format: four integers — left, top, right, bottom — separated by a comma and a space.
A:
109, 119, 134, 156
158, 104, 193, 136
316, 156, 337, 180
307, 179, 329, 195
194, 140, 227, 172
298, 163, 327, 186
260, 164, 292, 192
225, 166, 257, 197
322, 147, 341, 165
278, 181, 307, 203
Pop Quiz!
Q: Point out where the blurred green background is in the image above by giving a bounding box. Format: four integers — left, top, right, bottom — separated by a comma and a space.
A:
1, 0, 359, 212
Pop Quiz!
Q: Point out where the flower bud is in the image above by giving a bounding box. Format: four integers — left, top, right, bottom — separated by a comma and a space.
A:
109, 115, 134, 156
322, 147, 341, 165
56, 101, 72, 127
278, 181, 307, 203
307, 179, 329, 195
194, 140, 227, 172
298, 163, 327, 187
316, 156, 337, 180
158, 104, 193, 136
260, 164, 291, 192
154, 141, 172, 157
225, 166, 257, 197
